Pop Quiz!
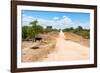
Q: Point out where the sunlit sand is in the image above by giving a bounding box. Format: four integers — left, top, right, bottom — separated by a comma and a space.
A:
43, 30, 89, 61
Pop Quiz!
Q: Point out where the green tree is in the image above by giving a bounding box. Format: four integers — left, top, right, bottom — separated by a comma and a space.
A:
30, 20, 44, 41
22, 26, 28, 39
63, 27, 74, 32
27, 26, 34, 39
77, 26, 83, 31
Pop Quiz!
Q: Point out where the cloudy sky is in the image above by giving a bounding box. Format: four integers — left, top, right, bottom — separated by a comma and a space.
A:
22, 10, 90, 29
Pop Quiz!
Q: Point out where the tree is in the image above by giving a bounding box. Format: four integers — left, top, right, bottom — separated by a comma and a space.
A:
70, 27, 74, 30
63, 27, 74, 32
35, 25, 44, 34
27, 26, 34, 39
77, 26, 83, 31
30, 20, 44, 41
30, 20, 38, 26
22, 26, 28, 39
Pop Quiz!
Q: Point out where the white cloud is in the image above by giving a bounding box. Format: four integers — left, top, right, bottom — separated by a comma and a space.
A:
22, 15, 73, 29
22, 14, 37, 26
22, 15, 89, 29
53, 17, 59, 20
76, 23, 90, 29
63, 16, 67, 18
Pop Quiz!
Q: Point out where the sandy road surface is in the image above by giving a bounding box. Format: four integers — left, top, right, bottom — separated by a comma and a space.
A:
43, 31, 89, 61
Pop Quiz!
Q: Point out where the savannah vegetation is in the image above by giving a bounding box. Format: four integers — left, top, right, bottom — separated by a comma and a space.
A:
63, 26, 90, 39
22, 20, 90, 41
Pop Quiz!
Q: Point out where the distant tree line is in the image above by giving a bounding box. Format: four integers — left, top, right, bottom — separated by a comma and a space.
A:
63, 26, 90, 39
22, 20, 60, 41
22, 20, 90, 41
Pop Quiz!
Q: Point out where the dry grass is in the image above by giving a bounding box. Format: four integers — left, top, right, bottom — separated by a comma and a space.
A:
22, 32, 89, 62
64, 32, 90, 47
22, 40, 56, 62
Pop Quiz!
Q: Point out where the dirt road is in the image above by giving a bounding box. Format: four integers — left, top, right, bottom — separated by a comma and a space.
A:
42, 31, 89, 61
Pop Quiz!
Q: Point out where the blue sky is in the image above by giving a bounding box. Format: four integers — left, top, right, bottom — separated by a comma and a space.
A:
22, 10, 90, 29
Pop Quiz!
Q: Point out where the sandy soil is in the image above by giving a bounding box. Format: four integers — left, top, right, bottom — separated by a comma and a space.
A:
22, 31, 89, 62
22, 40, 56, 62
64, 32, 90, 47
41, 31, 89, 61
43, 39, 89, 61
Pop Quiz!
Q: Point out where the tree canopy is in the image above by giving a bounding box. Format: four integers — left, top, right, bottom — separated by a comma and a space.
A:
22, 20, 90, 40
22, 20, 44, 41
